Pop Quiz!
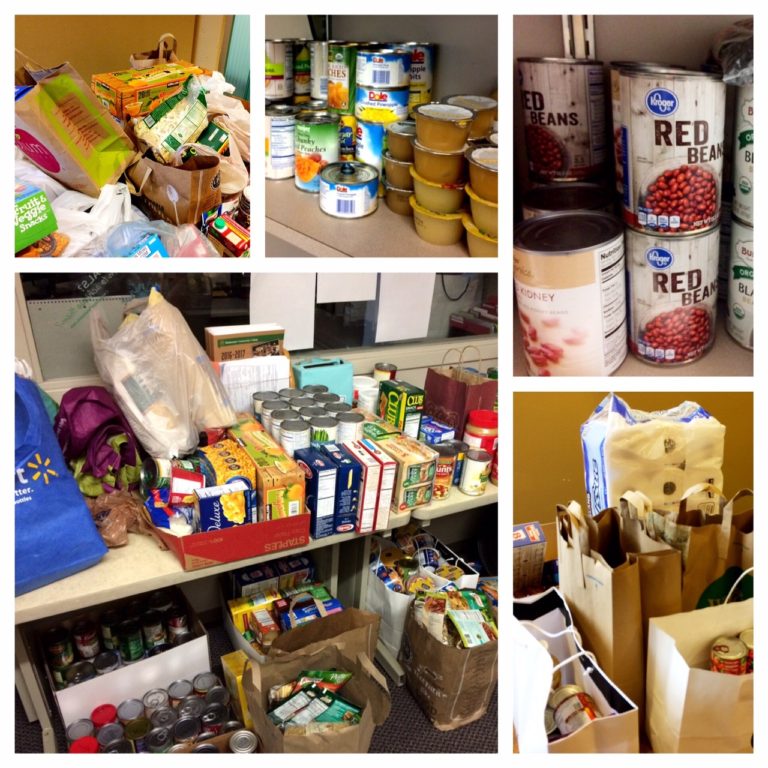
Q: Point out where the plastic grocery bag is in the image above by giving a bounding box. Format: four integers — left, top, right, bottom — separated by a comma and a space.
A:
15, 374, 108, 595
90, 288, 236, 458
580, 393, 725, 516
201, 72, 251, 161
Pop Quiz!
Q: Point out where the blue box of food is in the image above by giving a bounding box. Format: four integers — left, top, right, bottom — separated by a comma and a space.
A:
418, 416, 456, 444
295, 447, 338, 539
320, 443, 361, 535
193, 481, 252, 533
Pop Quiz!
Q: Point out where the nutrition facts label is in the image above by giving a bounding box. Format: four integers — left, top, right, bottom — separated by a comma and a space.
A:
599, 242, 629, 370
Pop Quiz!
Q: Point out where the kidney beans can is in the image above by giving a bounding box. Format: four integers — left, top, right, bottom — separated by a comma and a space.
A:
514, 212, 627, 376
626, 226, 719, 365
328, 43, 358, 115
265, 104, 300, 180
518, 57, 607, 182
732, 84, 753, 225
620, 68, 725, 233
319, 161, 379, 218
310, 41, 329, 99
265, 40, 294, 100
726, 217, 753, 350
356, 48, 412, 88
522, 182, 614, 219
295, 111, 340, 193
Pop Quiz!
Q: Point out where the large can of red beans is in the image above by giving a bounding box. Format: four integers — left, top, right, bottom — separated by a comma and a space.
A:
626, 226, 720, 364
518, 57, 607, 182
620, 68, 725, 234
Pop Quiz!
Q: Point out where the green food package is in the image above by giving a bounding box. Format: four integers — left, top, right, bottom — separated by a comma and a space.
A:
14, 182, 57, 252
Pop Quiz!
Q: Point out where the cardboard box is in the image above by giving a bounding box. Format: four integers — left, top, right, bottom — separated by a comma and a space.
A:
362, 419, 401, 441
206, 323, 285, 363
220, 651, 255, 730
293, 447, 337, 539
231, 563, 278, 598
418, 416, 456, 445
341, 441, 382, 534
196, 439, 257, 489
321, 444, 362, 534
227, 589, 282, 632
359, 439, 396, 531
91, 62, 205, 121
378, 379, 425, 439
15, 182, 57, 252
378, 435, 437, 511
513, 521, 547, 595
193, 481, 252, 532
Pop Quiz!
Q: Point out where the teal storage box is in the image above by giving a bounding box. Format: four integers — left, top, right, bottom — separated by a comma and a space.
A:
293, 358, 354, 405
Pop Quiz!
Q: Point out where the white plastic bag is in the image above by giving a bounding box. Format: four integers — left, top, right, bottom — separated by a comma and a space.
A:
201, 72, 251, 162
91, 220, 219, 258
91, 288, 236, 458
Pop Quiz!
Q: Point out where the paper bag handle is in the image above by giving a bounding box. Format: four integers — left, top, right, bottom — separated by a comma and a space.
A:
556, 503, 588, 588
439, 348, 463, 368
677, 482, 726, 517
518, 622, 584, 648
157, 33, 177, 57
551, 650, 598, 677
678, 482, 732, 558
619, 491, 653, 521
724, 566, 754, 604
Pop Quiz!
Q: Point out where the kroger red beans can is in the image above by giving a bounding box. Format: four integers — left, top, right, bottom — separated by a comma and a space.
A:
514, 211, 627, 376
518, 57, 607, 182
620, 68, 725, 234
626, 226, 719, 365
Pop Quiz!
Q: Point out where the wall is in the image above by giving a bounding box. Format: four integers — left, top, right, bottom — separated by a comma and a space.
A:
513, 392, 753, 522
266, 15, 312, 39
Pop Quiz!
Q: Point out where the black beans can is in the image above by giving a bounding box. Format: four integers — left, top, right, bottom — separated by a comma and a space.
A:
117, 619, 145, 662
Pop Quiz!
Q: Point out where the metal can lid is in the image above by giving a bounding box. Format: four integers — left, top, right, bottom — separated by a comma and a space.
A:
621, 65, 723, 81
296, 110, 340, 126
171, 630, 196, 646
201, 702, 228, 727
522, 183, 613, 215
302, 384, 329, 395
433, 443, 459, 458
150, 707, 179, 729
310, 415, 339, 428
66, 718, 95, 743
167, 743, 189, 753
301, 406, 328, 419
124, 717, 151, 740
146, 726, 173, 751
740, 628, 754, 649
465, 448, 492, 463
271, 408, 299, 421
281, 419, 310, 433
289, 397, 318, 409
192, 743, 220, 753
545, 706, 557, 735
253, 390, 280, 402
712, 635, 748, 661
518, 56, 604, 66
193, 671, 220, 694
117, 698, 145, 722
65, 661, 96, 685
326, 402, 353, 413
279, 387, 306, 399
141, 608, 163, 627
93, 650, 121, 674
230, 729, 259, 753
609, 60, 686, 72
223, 720, 244, 733
96, 722, 125, 746
178, 695, 206, 719
143, 688, 170, 710
514, 211, 623, 254
173, 715, 202, 743
375, 362, 398, 371
103, 738, 134, 753
321, 161, 379, 185
167, 679, 194, 700
386, 120, 416, 137
266, 103, 301, 118
336, 411, 365, 423
205, 686, 232, 708
549, 683, 586, 711
314, 392, 341, 404
146, 589, 175, 613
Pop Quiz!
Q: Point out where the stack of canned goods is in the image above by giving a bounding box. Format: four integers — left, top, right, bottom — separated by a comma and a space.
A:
710, 628, 753, 675
43, 590, 193, 691
66, 671, 258, 753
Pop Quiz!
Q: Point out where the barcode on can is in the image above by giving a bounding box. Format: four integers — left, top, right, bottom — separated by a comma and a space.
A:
337, 199, 356, 215
373, 70, 390, 85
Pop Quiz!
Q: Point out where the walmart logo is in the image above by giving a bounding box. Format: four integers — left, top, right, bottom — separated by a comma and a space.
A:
26, 453, 58, 485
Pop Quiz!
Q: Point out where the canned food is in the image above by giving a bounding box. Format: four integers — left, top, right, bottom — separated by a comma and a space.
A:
620, 67, 725, 233
732, 84, 753, 224
265, 104, 300, 180
293, 39, 311, 96
550, 684, 600, 735
143, 688, 170, 718
302, 384, 329, 395
433, 443, 458, 500
300, 406, 327, 420
355, 85, 410, 123
260, 399, 286, 434
518, 57, 607, 181
356, 119, 387, 173
165, 604, 189, 639
289, 396, 318, 410
325, 401, 353, 415
711, 635, 749, 675
91, 703, 117, 729
68, 736, 100, 753
395, 557, 419, 581
193, 671, 221, 697
270, 408, 298, 441
279, 387, 305, 401
201, 702, 228, 734
626, 226, 719, 365
192, 743, 220, 753
514, 211, 627, 376
99, 608, 121, 651
146, 590, 174, 615
399, 42, 435, 114
146, 726, 173, 754
141, 610, 167, 648
739, 628, 754, 673
223, 720, 245, 733
280, 419, 311, 458
72, 618, 100, 659
173, 715, 202, 744
356, 48, 411, 88
459, 449, 492, 496
545, 706, 559, 739
522, 183, 614, 220
373, 362, 397, 381
66, 718, 95, 745
96, 722, 125, 750
339, 114, 357, 160
171, 630, 196, 646
336, 411, 365, 441
444, 439, 468, 486
167, 679, 194, 708
117, 619, 144, 662
103, 738, 134, 753
117, 698, 145, 725
310, 416, 339, 443
319, 161, 379, 219
44, 625, 75, 670
313, 392, 341, 406
310, 41, 328, 100
93, 648, 120, 676
150, 707, 178, 730
64, 661, 96, 686
229, 729, 259, 754
328, 43, 358, 115
266, 39, 294, 100
727, 217, 753, 349
205, 686, 232, 708
295, 111, 341, 193
124, 717, 150, 752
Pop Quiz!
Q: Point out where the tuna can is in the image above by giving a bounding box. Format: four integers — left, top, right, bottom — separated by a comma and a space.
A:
150, 707, 178, 730
66, 719, 95, 745
620, 67, 725, 233
433, 443, 458, 500
299, 406, 326, 420
193, 671, 221, 697
309, 416, 339, 443
514, 212, 627, 376
733, 84, 753, 225
356, 48, 412, 88
710, 635, 749, 675
146, 726, 173, 753
270, 408, 298, 441
265, 39, 294, 100
252, 390, 280, 421
265, 104, 300, 180
355, 85, 410, 123
313, 392, 341, 406
459, 449, 492, 496
295, 111, 341, 193
518, 57, 607, 182
167, 679, 194, 708
280, 419, 311, 458
339, 114, 357, 160
727, 217, 753, 350
143, 688, 170, 719
117, 698, 145, 725
522, 183, 614, 220
336, 411, 365, 442
549, 684, 600, 734
310, 41, 328, 99
72, 618, 100, 659
293, 39, 311, 96
356, 119, 388, 174
319, 161, 379, 218
301, 99, 329, 112
328, 42, 358, 115
626, 226, 719, 365
230, 729, 259, 754
399, 42, 435, 114
96, 722, 125, 750
261, 398, 286, 434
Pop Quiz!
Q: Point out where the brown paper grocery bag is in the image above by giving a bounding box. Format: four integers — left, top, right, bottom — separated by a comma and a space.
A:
243, 645, 390, 753
126, 153, 221, 225
130, 33, 180, 70
725, 489, 753, 570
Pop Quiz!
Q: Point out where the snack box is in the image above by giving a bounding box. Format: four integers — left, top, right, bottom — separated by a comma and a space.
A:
362, 419, 401, 442
196, 439, 257, 489
359, 439, 396, 531
294, 447, 338, 539
228, 589, 282, 633
418, 416, 456, 445
15, 182, 57, 252
205, 323, 285, 362
378, 435, 438, 511
91, 61, 205, 121
342, 441, 382, 535
378, 379, 424, 439
320, 444, 362, 534
206, 214, 250, 258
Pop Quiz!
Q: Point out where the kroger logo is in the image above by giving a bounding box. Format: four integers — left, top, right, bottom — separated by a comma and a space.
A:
646, 88, 678, 116
646, 247, 674, 270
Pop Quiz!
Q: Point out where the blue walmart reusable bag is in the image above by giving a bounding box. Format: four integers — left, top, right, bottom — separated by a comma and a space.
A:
15, 375, 108, 596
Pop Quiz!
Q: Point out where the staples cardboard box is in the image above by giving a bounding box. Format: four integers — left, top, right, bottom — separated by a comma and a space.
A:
205, 323, 285, 362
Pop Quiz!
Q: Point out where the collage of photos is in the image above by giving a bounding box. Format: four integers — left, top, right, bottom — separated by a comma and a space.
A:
10, 6, 755, 762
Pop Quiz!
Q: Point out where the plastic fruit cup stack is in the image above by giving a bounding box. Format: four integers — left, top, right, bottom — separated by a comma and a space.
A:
383, 121, 417, 215
464, 145, 498, 256
409, 102, 475, 246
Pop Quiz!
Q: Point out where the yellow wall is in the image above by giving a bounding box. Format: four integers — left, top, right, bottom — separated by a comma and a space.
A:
513, 392, 753, 523
15, 15, 228, 81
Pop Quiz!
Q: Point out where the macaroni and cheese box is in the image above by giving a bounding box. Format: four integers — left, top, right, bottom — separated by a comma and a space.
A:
193, 481, 252, 532
196, 439, 257, 489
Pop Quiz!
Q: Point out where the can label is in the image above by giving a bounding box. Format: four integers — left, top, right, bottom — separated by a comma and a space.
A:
733, 84, 753, 225
460, 455, 491, 496
295, 120, 339, 193
514, 235, 627, 375
354, 86, 409, 123
280, 429, 311, 458
337, 419, 364, 443
339, 115, 357, 160
433, 456, 456, 500
266, 42, 293, 100
293, 41, 311, 96
519, 60, 606, 181
265, 113, 295, 179
621, 72, 725, 233
407, 44, 433, 89
319, 176, 378, 219
310, 42, 328, 99
408, 83, 432, 116
328, 45, 356, 115
355, 120, 387, 173
627, 227, 719, 364
727, 219, 753, 349
356, 50, 411, 88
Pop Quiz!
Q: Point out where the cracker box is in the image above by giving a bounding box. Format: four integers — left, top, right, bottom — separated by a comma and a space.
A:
378, 435, 438, 512
362, 419, 401, 442
294, 447, 338, 539
91, 61, 205, 122
15, 182, 57, 252
418, 416, 456, 445
321, 444, 362, 534
342, 441, 382, 535
193, 481, 252, 532
206, 324, 285, 363
359, 439, 396, 531
232, 563, 279, 598
378, 380, 425, 439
